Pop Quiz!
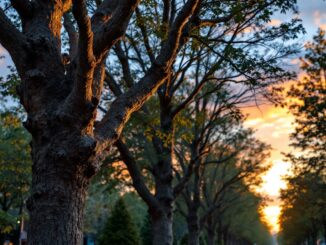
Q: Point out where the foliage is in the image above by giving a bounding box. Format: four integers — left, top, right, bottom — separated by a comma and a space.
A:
280, 173, 325, 245
279, 29, 326, 245
84, 166, 147, 236
141, 214, 152, 245
0, 112, 31, 234
286, 28, 326, 174
98, 198, 141, 245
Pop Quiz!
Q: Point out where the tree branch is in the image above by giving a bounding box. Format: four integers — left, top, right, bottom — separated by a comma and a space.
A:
60, 0, 97, 123
94, 0, 201, 151
10, 0, 33, 18
114, 42, 134, 87
115, 139, 160, 210
0, 7, 27, 72
93, 0, 140, 59
63, 13, 78, 57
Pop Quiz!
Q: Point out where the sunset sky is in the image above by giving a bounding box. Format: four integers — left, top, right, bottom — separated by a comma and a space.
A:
243, 0, 326, 235
0, 0, 325, 238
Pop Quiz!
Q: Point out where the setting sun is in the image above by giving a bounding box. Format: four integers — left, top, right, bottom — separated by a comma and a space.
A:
261, 205, 282, 234
243, 104, 294, 235
259, 160, 290, 197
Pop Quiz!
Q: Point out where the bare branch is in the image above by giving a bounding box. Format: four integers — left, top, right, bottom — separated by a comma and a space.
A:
95, 0, 201, 150
63, 13, 78, 57
10, 0, 33, 18
114, 42, 134, 87
93, 0, 140, 58
115, 139, 160, 210
135, 8, 156, 64
0, 7, 27, 71
105, 70, 123, 96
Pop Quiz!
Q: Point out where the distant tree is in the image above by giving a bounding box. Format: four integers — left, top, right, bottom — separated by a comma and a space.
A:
99, 198, 140, 245
170, 88, 270, 245
286, 28, 326, 174
280, 173, 325, 245
0, 112, 31, 242
141, 214, 152, 245
280, 29, 326, 245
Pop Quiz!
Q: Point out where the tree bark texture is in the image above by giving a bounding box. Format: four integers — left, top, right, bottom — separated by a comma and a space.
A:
151, 211, 173, 245
0, 0, 200, 243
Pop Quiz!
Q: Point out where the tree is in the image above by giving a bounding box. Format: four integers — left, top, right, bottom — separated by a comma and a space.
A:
141, 214, 152, 245
0, 1, 207, 243
98, 198, 141, 245
0, 0, 302, 243
279, 29, 326, 245
167, 84, 269, 245
279, 173, 325, 245
112, 1, 302, 241
0, 112, 31, 242
286, 28, 326, 175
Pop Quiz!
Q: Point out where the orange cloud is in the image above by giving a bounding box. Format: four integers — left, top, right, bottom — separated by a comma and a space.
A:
269, 19, 282, 26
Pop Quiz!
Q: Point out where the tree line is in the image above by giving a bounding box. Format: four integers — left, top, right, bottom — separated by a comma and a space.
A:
0, 0, 320, 245
278, 29, 326, 245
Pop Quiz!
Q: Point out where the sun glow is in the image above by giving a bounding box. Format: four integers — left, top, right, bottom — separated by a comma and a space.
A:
243, 102, 294, 235
257, 160, 290, 233
261, 205, 281, 234
259, 160, 290, 197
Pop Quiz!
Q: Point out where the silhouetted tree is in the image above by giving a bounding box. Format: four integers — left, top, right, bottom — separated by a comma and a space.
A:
99, 198, 140, 245
280, 29, 326, 245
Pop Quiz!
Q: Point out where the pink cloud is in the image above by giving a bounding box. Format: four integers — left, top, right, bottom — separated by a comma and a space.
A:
269, 19, 282, 26
313, 10, 326, 29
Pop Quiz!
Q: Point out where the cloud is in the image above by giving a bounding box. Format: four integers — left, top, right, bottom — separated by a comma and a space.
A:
269, 19, 282, 26
0, 45, 7, 66
314, 10, 326, 29
243, 118, 263, 127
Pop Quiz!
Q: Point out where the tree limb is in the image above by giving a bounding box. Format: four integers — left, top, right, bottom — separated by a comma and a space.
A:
61, 0, 96, 119
95, 0, 201, 151
0, 7, 27, 72
93, 0, 140, 59
10, 0, 33, 18
115, 139, 160, 210
63, 13, 78, 57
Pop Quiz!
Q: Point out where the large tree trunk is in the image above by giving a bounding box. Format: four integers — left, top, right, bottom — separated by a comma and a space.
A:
26, 130, 95, 245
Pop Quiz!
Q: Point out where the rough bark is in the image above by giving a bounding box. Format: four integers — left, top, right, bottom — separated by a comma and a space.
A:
25, 106, 98, 244
151, 210, 174, 245
0, 0, 201, 243
151, 102, 175, 245
27, 155, 88, 245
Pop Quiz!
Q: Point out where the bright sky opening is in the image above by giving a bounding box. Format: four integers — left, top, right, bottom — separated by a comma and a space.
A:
242, 0, 326, 235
